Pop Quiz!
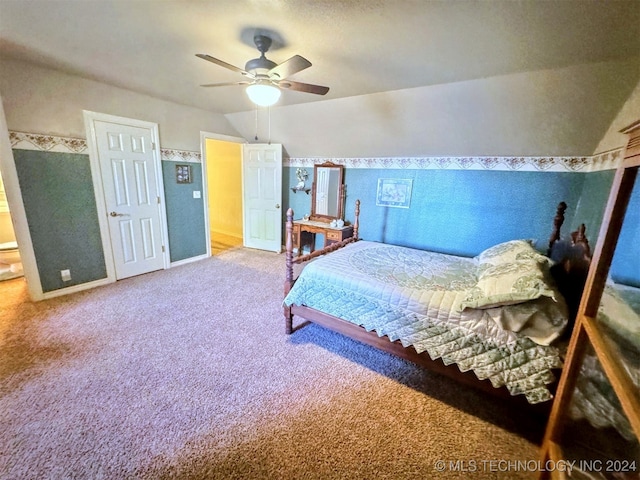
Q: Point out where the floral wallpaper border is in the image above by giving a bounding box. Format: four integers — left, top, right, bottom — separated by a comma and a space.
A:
9, 131, 88, 154
8, 131, 201, 163
286, 149, 624, 172
160, 148, 201, 163
9, 131, 623, 172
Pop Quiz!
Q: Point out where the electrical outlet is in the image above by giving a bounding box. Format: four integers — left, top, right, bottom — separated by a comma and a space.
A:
193, 190, 201, 199
61, 269, 71, 282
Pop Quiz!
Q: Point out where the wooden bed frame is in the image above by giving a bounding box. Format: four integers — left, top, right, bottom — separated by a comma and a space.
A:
283, 200, 591, 411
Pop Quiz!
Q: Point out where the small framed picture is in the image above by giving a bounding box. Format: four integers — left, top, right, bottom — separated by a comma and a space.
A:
376, 178, 413, 208
176, 164, 192, 184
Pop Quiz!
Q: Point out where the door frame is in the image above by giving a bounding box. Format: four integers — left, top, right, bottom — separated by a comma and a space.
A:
84, 110, 170, 282
0, 95, 44, 300
199, 131, 246, 256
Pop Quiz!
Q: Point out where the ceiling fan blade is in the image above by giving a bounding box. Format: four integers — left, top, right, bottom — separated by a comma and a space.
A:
278, 80, 329, 96
200, 81, 251, 88
196, 54, 254, 77
268, 55, 312, 79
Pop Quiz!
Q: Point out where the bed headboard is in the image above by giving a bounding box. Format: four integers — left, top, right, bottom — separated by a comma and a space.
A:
547, 201, 592, 323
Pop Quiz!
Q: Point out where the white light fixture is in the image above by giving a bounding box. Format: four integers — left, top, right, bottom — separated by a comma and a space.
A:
246, 83, 281, 107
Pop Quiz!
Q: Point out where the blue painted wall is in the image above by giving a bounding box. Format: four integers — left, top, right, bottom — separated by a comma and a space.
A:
11, 149, 637, 293
13, 150, 107, 292
285, 166, 595, 257
284, 164, 638, 285
610, 178, 640, 287
573, 170, 616, 241
569, 169, 639, 287
161, 161, 207, 262
12, 151, 208, 292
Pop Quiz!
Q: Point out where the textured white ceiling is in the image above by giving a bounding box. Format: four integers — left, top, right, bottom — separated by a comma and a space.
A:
1, 0, 639, 115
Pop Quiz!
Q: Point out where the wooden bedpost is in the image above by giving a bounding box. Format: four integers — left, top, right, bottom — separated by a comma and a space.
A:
284, 207, 294, 334
353, 199, 360, 240
284, 199, 361, 335
571, 223, 591, 258
548, 201, 567, 256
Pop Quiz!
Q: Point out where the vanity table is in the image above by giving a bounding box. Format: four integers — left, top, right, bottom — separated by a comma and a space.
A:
292, 219, 353, 256
293, 161, 351, 256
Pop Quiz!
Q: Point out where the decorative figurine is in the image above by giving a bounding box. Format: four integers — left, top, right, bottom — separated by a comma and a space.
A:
295, 168, 309, 190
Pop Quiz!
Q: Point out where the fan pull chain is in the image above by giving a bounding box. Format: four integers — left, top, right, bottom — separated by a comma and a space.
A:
268, 106, 271, 145
254, 103, 258, 141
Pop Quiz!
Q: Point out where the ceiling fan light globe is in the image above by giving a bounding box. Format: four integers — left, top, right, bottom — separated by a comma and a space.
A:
246, 84, 281, 107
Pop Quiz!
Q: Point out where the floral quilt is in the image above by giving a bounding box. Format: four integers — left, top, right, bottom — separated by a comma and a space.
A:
284, 241, 568, 404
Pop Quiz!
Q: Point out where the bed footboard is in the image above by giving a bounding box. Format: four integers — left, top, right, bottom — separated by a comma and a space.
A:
284, 199, 360, 333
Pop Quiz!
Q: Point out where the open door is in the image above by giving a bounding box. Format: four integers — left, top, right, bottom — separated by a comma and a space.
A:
242, 144, 282, 253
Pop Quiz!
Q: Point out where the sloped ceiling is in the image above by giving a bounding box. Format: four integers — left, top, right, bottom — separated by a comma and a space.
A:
226, 58, 640, 157
0, 0, 639, 157
1, 0, 639, 115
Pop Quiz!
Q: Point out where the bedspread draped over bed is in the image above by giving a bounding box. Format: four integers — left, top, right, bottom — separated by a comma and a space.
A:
284, 240, 569, 404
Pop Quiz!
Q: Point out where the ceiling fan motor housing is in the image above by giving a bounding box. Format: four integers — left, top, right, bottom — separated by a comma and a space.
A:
197, 32, 329, 96
245, 57, 277, 73
245, 34, 278, 73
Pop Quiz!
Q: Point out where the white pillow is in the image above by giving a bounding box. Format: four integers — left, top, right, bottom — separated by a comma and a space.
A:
476, 239, 550, 267
461, 259, 558, 310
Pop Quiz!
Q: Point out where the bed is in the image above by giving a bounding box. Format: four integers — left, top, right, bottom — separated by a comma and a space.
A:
283, 201, 592, 409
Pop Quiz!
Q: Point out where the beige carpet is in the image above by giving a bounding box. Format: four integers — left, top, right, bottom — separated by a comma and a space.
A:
0, 248, 546, 479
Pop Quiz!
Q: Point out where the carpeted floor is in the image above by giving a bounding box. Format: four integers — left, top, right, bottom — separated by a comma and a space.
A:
0, 248, 546, 479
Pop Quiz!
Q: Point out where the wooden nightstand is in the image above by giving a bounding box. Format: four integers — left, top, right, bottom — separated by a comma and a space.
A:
292, 219, 353, 256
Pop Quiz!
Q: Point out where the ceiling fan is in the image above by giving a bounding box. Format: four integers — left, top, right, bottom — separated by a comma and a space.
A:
196, 34, 329, 106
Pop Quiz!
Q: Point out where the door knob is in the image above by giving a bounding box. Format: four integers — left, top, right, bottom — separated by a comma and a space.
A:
109, 211, 126, 217
275, 204, 280, 209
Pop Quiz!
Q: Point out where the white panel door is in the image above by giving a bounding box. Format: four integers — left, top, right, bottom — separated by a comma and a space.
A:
242, 144, 282, 252
95, 120, 165, 279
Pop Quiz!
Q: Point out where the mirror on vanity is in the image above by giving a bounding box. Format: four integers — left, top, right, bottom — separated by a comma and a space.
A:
310, 162, 345, 222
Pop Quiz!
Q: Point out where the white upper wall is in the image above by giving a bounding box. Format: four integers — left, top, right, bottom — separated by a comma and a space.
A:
1, 56, 638, 157
0, 58, 240, 151
227, 58, 640, 158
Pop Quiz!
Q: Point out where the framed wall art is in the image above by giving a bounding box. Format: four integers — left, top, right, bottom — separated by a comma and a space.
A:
176, 164, 192, 184
376, 178, 413, 208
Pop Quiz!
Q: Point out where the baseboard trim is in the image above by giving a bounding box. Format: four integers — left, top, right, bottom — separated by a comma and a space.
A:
42, 277, 112, 300
170, 254, 209, 268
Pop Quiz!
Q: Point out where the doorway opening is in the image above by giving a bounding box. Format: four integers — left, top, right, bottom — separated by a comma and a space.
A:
202, 133, 245, 256
0, 169, 23, 281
